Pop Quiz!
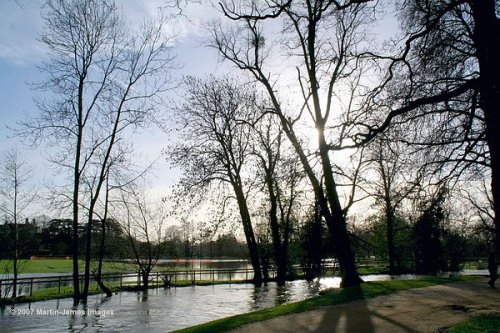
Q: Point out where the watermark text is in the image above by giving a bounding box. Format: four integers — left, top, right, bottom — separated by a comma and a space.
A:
8, 308, 115, 317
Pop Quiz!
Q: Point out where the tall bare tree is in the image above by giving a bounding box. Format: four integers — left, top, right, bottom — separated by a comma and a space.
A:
78, 15, 176, 300
116, 187, 167, 290
90, 145, 156, 295
212, 0, 376, 286
0, 148, 36, 298
169, 75, 263, 284
459, 178, 495, 249
251, 114, 305, 285
19, 0, 176, 301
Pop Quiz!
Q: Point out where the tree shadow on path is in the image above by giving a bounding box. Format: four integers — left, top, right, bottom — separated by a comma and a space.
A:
316, 286, 418, 333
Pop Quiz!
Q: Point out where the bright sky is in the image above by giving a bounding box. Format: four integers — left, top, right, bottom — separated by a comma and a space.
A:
0, 1, 226, 210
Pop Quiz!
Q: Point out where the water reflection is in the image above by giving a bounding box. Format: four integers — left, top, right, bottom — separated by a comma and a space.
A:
0, 274, 419, 333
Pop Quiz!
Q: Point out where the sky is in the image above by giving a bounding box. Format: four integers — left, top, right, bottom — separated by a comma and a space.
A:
0, 0, 399, 222
0, 0, 226, 215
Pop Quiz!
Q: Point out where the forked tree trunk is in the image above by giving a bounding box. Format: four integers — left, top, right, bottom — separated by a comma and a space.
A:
233, 185, 262, 285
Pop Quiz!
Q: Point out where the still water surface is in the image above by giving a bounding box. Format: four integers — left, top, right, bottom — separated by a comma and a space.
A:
0, 274, 420, 333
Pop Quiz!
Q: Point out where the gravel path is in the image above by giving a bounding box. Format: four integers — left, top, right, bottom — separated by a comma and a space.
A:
229, 278, 500, 333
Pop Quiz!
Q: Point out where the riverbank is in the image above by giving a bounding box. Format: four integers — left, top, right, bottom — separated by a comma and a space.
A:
174, 276, 498, 333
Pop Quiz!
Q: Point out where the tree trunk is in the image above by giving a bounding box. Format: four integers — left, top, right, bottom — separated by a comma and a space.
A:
72, 76, 85, 303
82, 214, 93, 300
328, 209, 362, 287
471, 0, 500, 267
71, 179, 81, 302
386, 207, 397, 275
266, 176, 287, 285
233, 185, 262, 285
318, 132, 362, 287
142, 271, 150, 289
12, 220, 19, 299
282, 206, 291, 279
96, 219, 112, 297
12, 256, 18, 299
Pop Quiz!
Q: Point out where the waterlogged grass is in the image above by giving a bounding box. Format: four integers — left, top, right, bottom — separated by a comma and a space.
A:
173, 276, 477, 333
0, 259, 137, 274
448, 314, 500, 333
1, 280, 137, 305
13, 284, 122, 304
356, 264, 389, 275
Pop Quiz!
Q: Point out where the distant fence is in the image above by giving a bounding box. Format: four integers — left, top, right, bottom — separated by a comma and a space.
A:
0, 268, 277, 299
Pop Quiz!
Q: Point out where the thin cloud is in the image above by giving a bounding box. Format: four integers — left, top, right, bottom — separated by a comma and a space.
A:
0, 0, 44, 66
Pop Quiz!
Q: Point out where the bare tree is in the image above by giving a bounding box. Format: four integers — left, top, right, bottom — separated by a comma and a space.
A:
17, 0, 176, 301
88, 144, 157, 295
351, 0, 500, 270
77, 15, 176, 299
169, 75, 263, 284
365, 135, 420, 274
0, 148, 36, 299
251, 114, 305, 285
117, 188, 167, 289
212, 0, 377, 286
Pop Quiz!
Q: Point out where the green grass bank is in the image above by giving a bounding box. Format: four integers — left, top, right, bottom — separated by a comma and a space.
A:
448, 314, 500, 333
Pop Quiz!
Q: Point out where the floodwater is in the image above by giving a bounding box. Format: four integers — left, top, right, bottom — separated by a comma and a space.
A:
0, 274, 417, 333
0, 259, 253, 297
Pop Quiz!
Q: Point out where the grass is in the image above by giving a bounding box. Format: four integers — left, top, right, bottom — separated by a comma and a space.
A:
448, 314, 500, 333
0, 259, 137, 274
11, 284, 123, 304
172, 276, 477, 333
356, 264, 389, 275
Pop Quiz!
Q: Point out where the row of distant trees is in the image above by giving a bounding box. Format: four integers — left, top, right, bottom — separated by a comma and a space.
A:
0, 219, 249, 260
1, 0, 498, 302
1, 200, 491, 278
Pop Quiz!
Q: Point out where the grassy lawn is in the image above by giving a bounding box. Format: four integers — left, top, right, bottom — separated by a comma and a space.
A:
448, 314, 500, 333
173, 276, 476, 333
0, 259, 136, 274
